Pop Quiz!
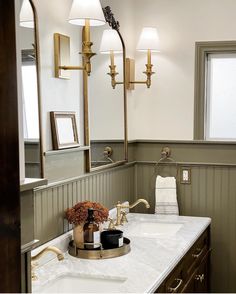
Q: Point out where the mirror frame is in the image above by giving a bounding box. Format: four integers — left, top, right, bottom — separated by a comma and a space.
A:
25, 0, 44, 178
84, 7, 128, 172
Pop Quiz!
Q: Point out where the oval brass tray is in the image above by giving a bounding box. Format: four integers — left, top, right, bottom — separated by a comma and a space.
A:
68, 237, 131, 260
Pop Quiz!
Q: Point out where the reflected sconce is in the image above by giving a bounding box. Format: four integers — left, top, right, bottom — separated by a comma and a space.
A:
100, 29, 123, 89
54, 0, 105, 78
20, 0, 34, 28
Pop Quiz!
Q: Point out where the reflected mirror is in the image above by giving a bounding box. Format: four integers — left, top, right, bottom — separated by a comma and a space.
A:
18, 0, 43, 178
88, 22, 127, 170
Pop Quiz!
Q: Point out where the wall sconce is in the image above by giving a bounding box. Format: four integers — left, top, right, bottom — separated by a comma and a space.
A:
100, 29, 123, 89
20, 0, 34, 28
54, 0, 105, 78
101, 26, 159, 90
130, 27, 160, 89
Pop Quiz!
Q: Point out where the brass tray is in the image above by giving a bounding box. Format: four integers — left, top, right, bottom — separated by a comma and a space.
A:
68, 237, 131, 260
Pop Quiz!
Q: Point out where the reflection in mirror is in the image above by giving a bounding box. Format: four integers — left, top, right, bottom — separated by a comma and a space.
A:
50, 112, 80, 150
19, 0, 42, 178
89, 23, 125, 169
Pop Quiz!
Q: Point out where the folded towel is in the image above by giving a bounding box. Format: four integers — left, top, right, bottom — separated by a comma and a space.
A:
155, 175, 179, 215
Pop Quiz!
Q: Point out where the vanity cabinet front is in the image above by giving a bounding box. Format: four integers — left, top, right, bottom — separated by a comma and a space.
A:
155, 227, 210, 293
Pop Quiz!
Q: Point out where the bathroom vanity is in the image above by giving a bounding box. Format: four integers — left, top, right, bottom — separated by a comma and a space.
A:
155, 227, 210, 293
32, 213, 211, 293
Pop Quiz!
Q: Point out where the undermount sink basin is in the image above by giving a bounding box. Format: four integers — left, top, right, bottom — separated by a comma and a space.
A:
34, 273, 126, 293
127, 222, 183, 237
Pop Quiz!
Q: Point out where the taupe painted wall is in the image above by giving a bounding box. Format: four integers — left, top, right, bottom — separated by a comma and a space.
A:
21, 190, 35, 245
90, 141, 125, 164
43, 148, 87, 183
25, 141, 41, 178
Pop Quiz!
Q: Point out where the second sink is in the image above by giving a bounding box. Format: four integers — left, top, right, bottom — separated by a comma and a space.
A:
127, 222, 183, 237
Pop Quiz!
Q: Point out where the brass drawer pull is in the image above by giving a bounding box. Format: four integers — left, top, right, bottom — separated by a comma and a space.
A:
192, 247, 204, 258
195, 274, 205, 283
168, 278, 183, 293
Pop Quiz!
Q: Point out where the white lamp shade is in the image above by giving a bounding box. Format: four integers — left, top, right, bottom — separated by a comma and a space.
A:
100, 29, 122, 54
136, 27, 160, 52
20, 0, 34, 29
68, 0, 105, 26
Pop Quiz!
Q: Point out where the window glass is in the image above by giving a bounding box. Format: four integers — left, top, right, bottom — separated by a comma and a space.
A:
21, 64, 39, 140
206, 53, 236, 141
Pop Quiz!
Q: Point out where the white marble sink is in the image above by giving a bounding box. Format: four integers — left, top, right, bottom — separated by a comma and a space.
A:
35, 273, 126, 293
127, 222, 183, 237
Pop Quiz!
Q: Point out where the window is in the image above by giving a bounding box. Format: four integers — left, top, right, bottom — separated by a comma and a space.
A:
21, 62, 39, 140
194, 41, 236, 141
206, 53, 236, 140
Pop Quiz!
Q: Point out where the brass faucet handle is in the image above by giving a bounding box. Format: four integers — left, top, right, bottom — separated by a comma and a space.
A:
108, 218, 116, 230
31, 261, 39, 267
114, 201, 120, 208
32, 271, 38, 281
57, 253, 64, 261
120, 211, 128, 224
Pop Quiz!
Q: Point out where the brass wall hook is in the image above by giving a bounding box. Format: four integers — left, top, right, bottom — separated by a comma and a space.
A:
161, 147, 171, 158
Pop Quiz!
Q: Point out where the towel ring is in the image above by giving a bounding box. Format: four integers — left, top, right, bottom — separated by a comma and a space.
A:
148, 148, 178, 209
153, 147, 179, 179
154, 157, 178, 178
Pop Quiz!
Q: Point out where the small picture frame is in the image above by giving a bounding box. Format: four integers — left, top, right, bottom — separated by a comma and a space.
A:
50, 111, 80, 150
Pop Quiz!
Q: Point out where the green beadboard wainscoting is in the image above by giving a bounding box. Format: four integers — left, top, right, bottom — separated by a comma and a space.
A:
134, 162, 236, 293
34, 163, 135, 245
90, 140, 127, 163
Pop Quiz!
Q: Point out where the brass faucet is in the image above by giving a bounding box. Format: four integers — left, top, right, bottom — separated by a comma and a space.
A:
31, 246, 64, 280
114, 199, 150, 226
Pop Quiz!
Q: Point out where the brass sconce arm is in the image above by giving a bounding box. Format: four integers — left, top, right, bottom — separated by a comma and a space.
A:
59, 65, 85, 71
54, 20, 96, 78
130, 50, 155, 89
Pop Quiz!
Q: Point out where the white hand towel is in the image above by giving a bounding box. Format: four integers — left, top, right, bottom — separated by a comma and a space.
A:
155, 175, 179, 215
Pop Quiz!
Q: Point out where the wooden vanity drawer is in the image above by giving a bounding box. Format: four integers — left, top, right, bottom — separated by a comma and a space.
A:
183, 229, 209, 279
165, 262, 186, 293
182, 250, 211, 293
155, 282, 165, 293
154, 227, 211, 293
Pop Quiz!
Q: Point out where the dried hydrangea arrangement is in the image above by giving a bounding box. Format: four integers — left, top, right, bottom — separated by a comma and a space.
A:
65, 201, 109, 226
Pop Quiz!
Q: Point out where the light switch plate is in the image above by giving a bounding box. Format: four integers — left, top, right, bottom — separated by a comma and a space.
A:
180, 167, 191, 184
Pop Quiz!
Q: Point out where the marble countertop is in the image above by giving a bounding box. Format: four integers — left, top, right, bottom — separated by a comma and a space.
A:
32, 213, 211, 293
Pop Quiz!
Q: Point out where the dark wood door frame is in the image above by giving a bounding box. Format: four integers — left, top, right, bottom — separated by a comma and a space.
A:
0, 0, 21, 292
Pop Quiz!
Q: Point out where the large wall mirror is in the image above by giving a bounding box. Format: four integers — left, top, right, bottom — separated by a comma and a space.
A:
18, 0, 43, 178
86, 19, 128, 171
